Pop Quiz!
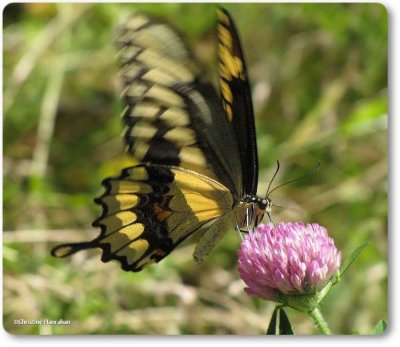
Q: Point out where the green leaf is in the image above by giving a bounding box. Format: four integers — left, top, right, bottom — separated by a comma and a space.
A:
337, 241, 369, 279
266, 306, 294, 335
266, 306, 279, 335
373, 320, 388, 335
279, 308, 294, 335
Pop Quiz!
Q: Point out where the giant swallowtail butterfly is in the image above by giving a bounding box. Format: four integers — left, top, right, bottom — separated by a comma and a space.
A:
51, 8, 273, 271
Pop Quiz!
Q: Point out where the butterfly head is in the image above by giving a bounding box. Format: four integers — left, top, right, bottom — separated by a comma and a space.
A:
245, 195, 272, 213
237, 195, 272, 229
258, 197, 272, 213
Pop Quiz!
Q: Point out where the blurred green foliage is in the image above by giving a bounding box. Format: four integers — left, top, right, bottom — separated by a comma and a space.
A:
3, 3, 387, 335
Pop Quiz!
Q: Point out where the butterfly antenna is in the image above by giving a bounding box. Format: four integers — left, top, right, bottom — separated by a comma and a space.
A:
267, 162, 321, 197
272, 203, 306, 217
265, 160, 281, 197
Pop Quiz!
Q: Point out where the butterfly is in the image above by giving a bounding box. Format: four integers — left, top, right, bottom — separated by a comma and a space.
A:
51, 7, 273, 272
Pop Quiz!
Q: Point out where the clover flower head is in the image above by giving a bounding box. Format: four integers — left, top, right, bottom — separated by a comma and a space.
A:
238, 222, 341, 304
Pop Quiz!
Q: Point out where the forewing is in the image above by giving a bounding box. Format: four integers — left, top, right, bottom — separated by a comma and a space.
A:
217, 8, 259, 195
115, 13, 243, 197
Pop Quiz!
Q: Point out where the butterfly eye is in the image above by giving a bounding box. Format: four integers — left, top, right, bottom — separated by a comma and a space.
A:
257, 198, 270, 210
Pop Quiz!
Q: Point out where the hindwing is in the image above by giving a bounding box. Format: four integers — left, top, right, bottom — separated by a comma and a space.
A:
51, 164, 233, 272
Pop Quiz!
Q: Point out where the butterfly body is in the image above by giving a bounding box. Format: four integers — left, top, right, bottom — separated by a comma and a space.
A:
51, 8, 271, 272
235, 196, 272, 232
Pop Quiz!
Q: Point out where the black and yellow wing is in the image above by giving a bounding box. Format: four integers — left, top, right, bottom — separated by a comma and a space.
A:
116, 12, 243, 197
51, 8, 260, 271
217, 8, 258, 196
52, 164, 233, 271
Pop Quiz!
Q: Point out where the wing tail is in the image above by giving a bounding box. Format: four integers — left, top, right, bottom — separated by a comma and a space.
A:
51, 241, 97, 258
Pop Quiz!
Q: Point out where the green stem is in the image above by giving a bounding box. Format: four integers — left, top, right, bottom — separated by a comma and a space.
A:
309, 307, 331, 335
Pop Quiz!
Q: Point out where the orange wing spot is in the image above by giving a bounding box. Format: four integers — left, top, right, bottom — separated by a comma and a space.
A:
153, 204, 172, 221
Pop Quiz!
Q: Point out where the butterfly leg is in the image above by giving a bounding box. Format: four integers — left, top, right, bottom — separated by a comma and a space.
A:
267, 212, 276, 227
245, 207, 250, 228
235, 224, 244, 241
